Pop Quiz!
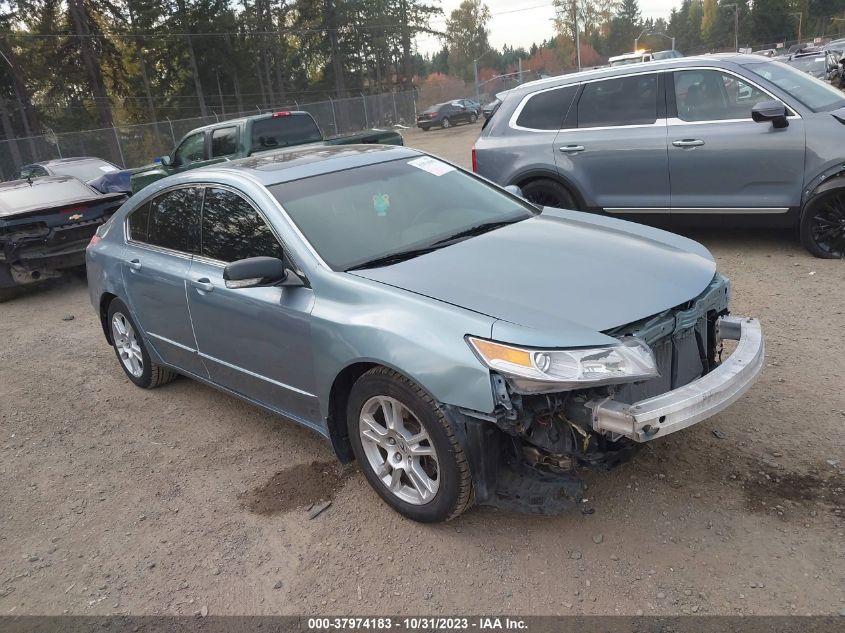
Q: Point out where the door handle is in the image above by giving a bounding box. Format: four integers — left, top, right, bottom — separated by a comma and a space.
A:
127, 258, 142, 271
558, 145, 585, 153
672, 139, 705, 148
189, 278, 214, 293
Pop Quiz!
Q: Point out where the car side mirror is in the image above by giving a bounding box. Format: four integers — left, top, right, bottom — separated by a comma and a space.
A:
160, 155, 172, 167
504, 184, 525, 199
223, 256, 302, 289
751, 100, 789, 128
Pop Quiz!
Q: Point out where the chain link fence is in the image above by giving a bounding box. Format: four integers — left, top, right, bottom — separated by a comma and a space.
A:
0, 90, 419, 180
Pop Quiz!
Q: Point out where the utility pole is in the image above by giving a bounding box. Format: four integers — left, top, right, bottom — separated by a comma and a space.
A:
571, 0, 581, 71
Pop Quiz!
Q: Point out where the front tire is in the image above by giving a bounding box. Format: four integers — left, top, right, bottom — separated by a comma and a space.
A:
107, 298, 177, 389
800, 189, 845, 258
520, 178, 577, 210
347, 367, 473, 522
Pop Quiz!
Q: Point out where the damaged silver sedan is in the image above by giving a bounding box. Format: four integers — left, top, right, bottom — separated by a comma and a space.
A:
86, 145, 764, 522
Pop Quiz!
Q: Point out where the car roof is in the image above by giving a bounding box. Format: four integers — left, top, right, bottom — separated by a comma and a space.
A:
499, 53, 768, 100
172, 144, 423, 187
185, 110, 313, 135
25, 157, 111, 169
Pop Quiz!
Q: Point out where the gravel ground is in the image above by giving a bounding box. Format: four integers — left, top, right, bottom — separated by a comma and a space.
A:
1, 123, 844, 617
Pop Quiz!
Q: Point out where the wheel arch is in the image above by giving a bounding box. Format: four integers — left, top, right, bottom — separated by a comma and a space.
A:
510, 169, 586, 210
806, 171, 845, 204
99, 292, 119, 344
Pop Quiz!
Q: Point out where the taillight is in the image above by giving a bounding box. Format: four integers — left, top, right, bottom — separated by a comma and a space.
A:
471, 146, 477, 172
87, 234, 101, 249
272, 111, 291, 117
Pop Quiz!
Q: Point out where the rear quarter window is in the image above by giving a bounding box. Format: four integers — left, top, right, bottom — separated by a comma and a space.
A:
515, 85, 579, 130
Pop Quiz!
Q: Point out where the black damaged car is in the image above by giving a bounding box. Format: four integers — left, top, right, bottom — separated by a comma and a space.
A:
0, 176, 127, 301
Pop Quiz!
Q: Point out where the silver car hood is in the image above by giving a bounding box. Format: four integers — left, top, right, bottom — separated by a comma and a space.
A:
350, 209, 717, 346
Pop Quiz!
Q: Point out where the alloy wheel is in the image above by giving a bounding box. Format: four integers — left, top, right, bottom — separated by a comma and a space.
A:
111, 312, 143, 377
358, 395, 439, 505
810, 192, 845, 257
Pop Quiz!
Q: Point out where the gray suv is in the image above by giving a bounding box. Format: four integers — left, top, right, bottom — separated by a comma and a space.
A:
473, 54, 845, 258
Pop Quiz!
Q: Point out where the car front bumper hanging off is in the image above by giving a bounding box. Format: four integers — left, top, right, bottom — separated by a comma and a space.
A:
587, 315, 764, 442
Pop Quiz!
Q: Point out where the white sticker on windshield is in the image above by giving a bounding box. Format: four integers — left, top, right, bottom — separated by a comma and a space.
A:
99, 165, 118, 172
407, 156, 455, 177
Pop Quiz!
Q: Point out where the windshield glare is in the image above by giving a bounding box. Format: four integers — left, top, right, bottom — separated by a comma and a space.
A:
269, 157, 537, 270
744, 60, 845, 112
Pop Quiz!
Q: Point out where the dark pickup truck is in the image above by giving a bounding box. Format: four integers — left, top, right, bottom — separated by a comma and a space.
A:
131, 111, 404, 192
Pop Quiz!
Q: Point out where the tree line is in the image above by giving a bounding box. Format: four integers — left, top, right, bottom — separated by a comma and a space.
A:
0, 0, 440, 137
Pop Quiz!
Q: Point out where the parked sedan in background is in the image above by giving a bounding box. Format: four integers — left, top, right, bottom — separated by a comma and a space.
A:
11, 157, 124, 193
1, 176, 127, 300
452, 98, 482, 115
87, 144, 763, 522
417, 102, 477, 130
473, 54, 845, 258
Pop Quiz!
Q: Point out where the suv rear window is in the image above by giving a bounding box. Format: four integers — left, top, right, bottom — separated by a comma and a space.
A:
251, 114, 323, 152
516, 85, 578, 130
578, 74, 658, 127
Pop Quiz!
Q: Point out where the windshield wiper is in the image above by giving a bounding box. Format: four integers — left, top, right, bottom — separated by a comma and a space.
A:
432, 218, 521, 246
346, 246, 439, 271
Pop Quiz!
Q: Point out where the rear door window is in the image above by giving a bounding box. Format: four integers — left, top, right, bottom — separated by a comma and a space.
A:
516, 85, 579, 130
577, 74, 658, 127
211, 127, 238, 157
200, 188, 285, 263
130, 187, 202, 253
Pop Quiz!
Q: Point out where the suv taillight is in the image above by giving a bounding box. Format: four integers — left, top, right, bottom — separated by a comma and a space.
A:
471, 146, 477, 172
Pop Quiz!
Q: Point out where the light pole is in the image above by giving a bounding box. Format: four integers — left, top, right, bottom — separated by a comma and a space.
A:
647, 31, 676, 52
473, 48, 495, 103
634, 28, 650, 52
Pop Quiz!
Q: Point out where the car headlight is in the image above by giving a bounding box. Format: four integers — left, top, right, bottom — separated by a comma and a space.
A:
467, 336, 659, 393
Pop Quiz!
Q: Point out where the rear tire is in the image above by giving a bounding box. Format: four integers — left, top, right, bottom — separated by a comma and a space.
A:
106, 298, 177, 389
441, 118, 451, 129
469, 113, 478, 124
520, 179, 577, 210
347, 367, 473, 523
800, 188, 845, 258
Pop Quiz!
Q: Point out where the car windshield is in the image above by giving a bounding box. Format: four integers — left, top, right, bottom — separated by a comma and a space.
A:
787, 55, 826, 75
744, 60, 845, 112
52, 160, 119, 182
269, 156, 537, 271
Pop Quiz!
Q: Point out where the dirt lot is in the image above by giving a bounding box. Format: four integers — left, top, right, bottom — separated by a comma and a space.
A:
1, 123, 844, 617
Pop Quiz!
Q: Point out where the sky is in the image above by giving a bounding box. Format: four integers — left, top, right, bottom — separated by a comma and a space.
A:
415, 0, 681, 56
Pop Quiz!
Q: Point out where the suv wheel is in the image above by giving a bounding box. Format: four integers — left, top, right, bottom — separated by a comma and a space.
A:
347, 367, 473, 522
441, 117, 451, 129
107, 298, 178, 388
800, 189, 845, 258
520, 179, 576, 210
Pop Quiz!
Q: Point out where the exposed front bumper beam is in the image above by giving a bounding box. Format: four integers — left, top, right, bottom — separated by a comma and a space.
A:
587, 316, 764, 442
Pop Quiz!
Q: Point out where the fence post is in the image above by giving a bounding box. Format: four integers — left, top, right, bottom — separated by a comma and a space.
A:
113, 126, 126, 168
165, 117, 175, 144
361, 92, 368, 128
329, 96, 338, 134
